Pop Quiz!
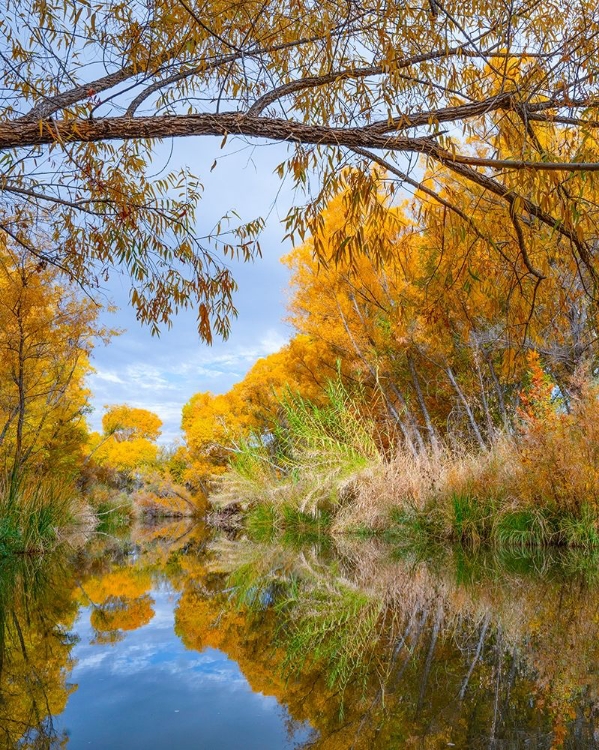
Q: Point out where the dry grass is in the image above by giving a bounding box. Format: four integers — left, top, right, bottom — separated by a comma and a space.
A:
131, 471, 206, 518
333, 438, 517, 534
211, 373, 599, 548
336, 380, 599, 547
513, 377, 599, 514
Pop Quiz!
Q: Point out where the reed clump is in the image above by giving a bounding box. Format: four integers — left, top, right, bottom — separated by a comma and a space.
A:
0, 474, 79, 555
213, 373, 599, 549
211, 379, 379, 515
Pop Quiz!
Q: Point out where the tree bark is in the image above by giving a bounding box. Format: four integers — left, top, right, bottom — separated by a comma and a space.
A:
446, 366, 486, 450
407, 354, 440, 452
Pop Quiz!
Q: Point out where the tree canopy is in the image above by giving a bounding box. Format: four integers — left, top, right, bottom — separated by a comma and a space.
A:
90, 404, 163, 473
2, 0, 599, 340
0, 236, 104, 479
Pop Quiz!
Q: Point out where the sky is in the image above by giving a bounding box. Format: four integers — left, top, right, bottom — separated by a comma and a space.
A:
87, 137, 298, 444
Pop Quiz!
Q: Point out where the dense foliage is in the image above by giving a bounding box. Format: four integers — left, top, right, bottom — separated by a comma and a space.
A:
2, 1, 599, 339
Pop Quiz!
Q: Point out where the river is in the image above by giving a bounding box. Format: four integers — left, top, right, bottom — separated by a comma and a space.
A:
1, 520, 598, 748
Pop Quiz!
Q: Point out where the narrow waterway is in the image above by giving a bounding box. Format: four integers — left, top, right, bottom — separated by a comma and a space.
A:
2, 520, 599, 748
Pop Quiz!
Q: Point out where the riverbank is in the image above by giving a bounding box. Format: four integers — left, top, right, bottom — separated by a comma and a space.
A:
208, 378, 599, 550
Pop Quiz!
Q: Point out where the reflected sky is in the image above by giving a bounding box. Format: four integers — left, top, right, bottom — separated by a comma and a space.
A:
7, 525, 598, 749
57, 581, 313, 749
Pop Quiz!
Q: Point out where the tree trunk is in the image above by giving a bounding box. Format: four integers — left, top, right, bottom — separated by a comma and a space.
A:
446, 366, 486, 450
407, 354, 440, 452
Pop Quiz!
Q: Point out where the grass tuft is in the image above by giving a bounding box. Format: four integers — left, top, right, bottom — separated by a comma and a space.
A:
0, 474, 77, 555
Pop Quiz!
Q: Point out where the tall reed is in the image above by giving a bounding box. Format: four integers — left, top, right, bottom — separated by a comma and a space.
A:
212, 378, 380, 514
0, 473, 77, 555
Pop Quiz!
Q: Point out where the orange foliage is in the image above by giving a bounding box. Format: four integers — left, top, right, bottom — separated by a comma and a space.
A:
181, 336, 329, 487
515, 369, 599, 512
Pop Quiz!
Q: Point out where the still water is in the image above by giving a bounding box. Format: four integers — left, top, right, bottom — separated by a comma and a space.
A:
2, 521, 599, 748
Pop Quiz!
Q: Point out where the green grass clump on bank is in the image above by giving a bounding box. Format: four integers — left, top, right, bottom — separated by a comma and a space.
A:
0, 475, 77, 555
211, 378, 379, 515
246, 503, 332, 545
382, 499, 599, 550
93, 499, 134, 533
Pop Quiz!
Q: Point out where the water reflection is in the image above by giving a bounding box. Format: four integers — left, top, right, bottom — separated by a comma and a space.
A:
2, 523, 599, 748
0, 523, 312, 749
207, 537, 599, 748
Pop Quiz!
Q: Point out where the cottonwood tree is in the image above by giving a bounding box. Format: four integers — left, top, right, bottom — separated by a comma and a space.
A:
181, 335, 325, 487
181, 175, 598, 463
0, 236, 104, 479
2, 0, 599, 339
90, 404, 163, 473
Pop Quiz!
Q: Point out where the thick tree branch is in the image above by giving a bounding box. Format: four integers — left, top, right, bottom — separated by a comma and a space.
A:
18, 66, 141, 122
3, 112, 599, 176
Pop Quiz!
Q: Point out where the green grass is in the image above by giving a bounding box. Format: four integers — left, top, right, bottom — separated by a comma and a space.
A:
214, 377, 381, 515
450, 494, 496, 545
246, 504, 278, 542
94, 498, 134, 533
246, 502, 332, 545
557, 504, 599, 548
493, 508, 552, 548
388, 505, 443, 542
383, 497, 599, 551
0, 474, 76, 556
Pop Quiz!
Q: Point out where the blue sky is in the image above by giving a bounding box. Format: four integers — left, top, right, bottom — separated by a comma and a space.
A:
87, 138, 298, 443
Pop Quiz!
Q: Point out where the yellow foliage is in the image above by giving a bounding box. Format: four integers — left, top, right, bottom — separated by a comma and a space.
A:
93, 435, 159, 472
0, 239, 105, 479
181, 336, 328, 487
89, 404, 163, 475
82, 567, 153, 603
102, 405, 163, 441
90, 594, 154, 633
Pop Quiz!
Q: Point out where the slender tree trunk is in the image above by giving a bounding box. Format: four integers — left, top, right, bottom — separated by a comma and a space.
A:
13, 309, 26, 478
387, 381, 427, 453
407, 354, 440, 451
347, 294, 415, 447
490, 629, 503, 745
459, 614, 490, 700
483, 350, 511, 433
416, 605, 442, 714
473, 348, 495, 440
446, 366, 486, 450
0, 408, 17, 447
337, 299, 418, 456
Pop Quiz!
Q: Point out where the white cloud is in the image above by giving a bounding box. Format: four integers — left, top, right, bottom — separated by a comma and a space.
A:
90, 370, 124, 384
124, 364, 175, 392
87, 140, 296, 443
260, 328, 288, 354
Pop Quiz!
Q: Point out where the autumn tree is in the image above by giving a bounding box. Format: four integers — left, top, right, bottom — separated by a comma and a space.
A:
181, 336, 327, 487
90, 405, 163, 474
0, 556, 79, 747
78, 565, 155, 644
2, 1, 599, 339
0, 238, 104, 480
280, 168, 599, 450
102, 405, 163, 442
